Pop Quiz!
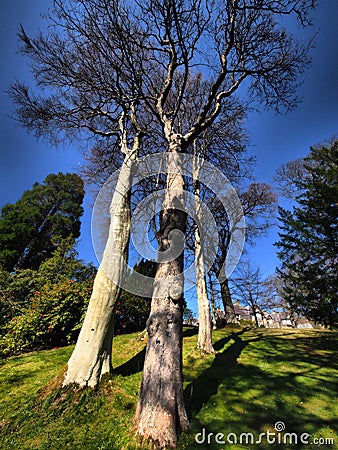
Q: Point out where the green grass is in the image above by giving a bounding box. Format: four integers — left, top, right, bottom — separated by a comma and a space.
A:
0, 327, 337, 449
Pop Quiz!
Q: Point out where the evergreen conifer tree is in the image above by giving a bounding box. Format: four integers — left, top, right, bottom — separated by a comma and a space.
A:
0, 173, 84, 271
276, 140, 338, 327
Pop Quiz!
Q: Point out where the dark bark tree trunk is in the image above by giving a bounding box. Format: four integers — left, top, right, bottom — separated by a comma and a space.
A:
248, 292, 260, 327
252, 302, 260, 328
253, 309, 259, 327
208, 273, 217, 330
14, 204, 58, 270
220, 278, 235, 323
136, 140, 189, 448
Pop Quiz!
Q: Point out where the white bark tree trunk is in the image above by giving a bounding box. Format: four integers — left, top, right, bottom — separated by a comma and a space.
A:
194, 167, 215, 354
63, 149, 137, 388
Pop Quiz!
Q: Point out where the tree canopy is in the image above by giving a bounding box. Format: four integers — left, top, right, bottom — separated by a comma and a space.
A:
0, 172, 84, 272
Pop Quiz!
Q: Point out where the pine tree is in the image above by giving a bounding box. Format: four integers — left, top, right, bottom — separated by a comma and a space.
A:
276, 140, 338, 327
0, 173, 84, 271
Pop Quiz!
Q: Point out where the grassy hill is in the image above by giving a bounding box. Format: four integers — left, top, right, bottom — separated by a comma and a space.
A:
0, 326, 337, 449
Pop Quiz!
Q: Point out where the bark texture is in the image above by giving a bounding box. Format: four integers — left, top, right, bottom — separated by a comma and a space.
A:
220, 278, 236, 323
208, 273, 217, 329
136, 142, 189, 448
194, 175, 214, 354
63, 151, 136, 388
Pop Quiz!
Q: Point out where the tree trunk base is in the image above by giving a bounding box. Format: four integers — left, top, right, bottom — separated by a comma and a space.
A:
196, 342, 215, 354
63, 351, 112, 389
135, 300, 189, 449
136, 404, 189, 449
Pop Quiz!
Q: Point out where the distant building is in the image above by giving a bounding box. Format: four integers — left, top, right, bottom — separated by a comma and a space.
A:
214, 302, 313, 329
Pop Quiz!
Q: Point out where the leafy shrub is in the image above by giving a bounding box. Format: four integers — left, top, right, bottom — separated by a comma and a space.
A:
115, 291, 151, 335
0, 267, 41, 329
0, 238, 96, 333
0, 279, 93, 357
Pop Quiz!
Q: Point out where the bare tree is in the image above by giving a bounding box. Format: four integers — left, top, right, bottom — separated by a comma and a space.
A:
135, 0, 314, 442
212, 182, 277, 322
11, 0, 316, 447
231, 260, 270, 327
191, 107, 248, 352
262, 272, 287, 312
274, 157, 308, 199
10, 0, 151, 388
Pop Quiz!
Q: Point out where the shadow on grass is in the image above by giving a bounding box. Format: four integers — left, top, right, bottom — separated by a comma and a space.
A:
115, 327, 199, 376
2, 369, 41, 385
183, 327, 199, 338
184, 327, 258, 416
183, 329, 338, 450
114, 347, 146, 376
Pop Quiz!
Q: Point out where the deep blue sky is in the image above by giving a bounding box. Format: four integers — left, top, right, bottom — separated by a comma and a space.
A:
1, 1, 338, 281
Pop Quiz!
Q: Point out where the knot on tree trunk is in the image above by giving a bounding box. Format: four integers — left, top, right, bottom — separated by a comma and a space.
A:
146, 313, 165, 338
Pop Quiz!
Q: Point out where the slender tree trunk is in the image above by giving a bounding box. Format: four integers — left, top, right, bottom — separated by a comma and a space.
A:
136, 140, 189, 448
220, 278, 235, 323
253, 309, 259, 327
63, 150, 137, 388
249, 293, 260, 327
14, 204, 58, 270
208, 273, 217, 330
195, 256, 214, 352
194, 170, 214, 354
